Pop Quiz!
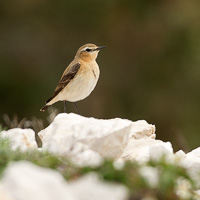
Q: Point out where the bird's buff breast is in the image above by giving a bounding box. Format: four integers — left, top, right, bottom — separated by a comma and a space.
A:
58, 64, 99, 102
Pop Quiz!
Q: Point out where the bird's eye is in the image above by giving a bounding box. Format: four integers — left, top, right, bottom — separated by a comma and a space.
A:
86, 48, 92, 52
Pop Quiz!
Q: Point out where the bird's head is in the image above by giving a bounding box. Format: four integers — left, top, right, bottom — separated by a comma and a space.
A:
75, 43, 106, 61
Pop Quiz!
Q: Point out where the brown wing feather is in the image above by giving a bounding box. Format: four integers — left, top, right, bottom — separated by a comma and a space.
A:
46, 62, 81, 103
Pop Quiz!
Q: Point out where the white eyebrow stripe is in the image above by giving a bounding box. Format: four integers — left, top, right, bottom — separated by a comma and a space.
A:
81, 46, 92, 51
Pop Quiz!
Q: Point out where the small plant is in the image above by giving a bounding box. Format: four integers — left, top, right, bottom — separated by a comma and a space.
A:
2, 108, 59, 147
0, 124, 6, 132
3, 107, 58, 132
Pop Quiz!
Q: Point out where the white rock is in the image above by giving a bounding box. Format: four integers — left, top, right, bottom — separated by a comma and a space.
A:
121, 138, 173, 163
130, 120, 156, 139
175, 148, 200, 173
38, 113, 155, 161
175, 150, 186, 159
187, 147, 200, 158
38, 113, 131, 158
69, 145, 103, 167
0, 128, 37, 151
0, 161, 74, 200
69, 173, 129, 200
149, 141, 173, 161
175, 148, 200, 186
0, 185, 11, 200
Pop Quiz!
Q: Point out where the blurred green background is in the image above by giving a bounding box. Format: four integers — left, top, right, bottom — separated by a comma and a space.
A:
0, 0, 200, 151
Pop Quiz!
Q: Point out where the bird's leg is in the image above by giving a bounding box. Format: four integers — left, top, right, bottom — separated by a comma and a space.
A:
74, 102, 80, 115
64, 101, 67, 113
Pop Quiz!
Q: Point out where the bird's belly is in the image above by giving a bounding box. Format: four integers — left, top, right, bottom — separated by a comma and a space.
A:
58, 71, 99, 102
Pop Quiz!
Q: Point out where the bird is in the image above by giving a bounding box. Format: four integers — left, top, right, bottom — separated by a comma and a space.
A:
40, 43, 106, 113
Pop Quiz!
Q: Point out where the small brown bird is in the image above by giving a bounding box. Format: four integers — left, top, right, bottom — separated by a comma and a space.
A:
40, 43, 106, 113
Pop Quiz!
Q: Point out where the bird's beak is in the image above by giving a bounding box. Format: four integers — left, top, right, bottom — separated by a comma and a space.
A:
94, 46, 106, 51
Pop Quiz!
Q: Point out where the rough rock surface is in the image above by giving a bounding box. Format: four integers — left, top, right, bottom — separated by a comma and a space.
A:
175, 148, 200, 185
38, 113, 155, 163
121, 138, 173, 162
0, 128, 37, 151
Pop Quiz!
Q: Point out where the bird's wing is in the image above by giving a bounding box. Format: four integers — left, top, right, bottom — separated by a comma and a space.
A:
46, 62, 81, 103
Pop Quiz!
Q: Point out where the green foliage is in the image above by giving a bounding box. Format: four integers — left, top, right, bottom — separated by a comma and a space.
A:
0, 138, 13, 175
79, 160, 145, 188
0, 137, 197, 199
0, 138, 65, 176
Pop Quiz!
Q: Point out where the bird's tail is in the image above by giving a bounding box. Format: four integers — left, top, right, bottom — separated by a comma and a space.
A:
40, 105, 50, 112
40, 94, 57, 112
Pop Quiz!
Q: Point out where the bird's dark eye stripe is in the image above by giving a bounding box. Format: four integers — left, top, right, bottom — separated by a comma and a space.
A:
86, 48, 92, 52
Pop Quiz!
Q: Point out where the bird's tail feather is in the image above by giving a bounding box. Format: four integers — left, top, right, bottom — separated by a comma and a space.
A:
40, 105, 50, 112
